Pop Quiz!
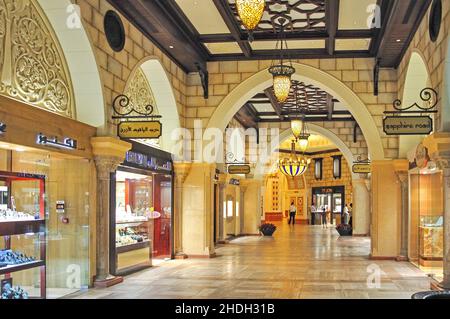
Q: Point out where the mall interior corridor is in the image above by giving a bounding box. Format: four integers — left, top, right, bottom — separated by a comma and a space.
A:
68, 223, 430, 299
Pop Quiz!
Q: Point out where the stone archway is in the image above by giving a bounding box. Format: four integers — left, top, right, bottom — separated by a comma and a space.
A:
442, 35, 450, 132
37, 0, 105, 127
206, 62, 385, 160
126, 57, 181, 154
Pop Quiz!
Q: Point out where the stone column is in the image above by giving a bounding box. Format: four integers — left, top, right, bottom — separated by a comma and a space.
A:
173, 163, 191, 259
91, 137, 131, 287
393, 160, 409, 261
352, 177, 370, 236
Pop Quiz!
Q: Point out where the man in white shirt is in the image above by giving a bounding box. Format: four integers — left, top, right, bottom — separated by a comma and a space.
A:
288, 202, 297, 225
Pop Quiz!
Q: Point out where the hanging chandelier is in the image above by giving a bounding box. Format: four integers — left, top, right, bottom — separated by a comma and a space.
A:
269, 18, 295, 103
290, 82, 310, 152
278, 140, 311, 177
235, 0, 265, 41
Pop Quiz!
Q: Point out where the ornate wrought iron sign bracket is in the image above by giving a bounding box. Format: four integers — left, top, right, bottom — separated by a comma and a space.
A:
112, 95, 162, 120
352, 155, 371, 174
383, 88, 437, 136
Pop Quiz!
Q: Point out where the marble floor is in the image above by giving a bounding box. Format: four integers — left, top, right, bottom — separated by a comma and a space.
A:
68, 222, 431, 299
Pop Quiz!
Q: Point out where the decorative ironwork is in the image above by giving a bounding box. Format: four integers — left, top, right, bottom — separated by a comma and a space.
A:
225, 151, 248, 165
112, 94, 159, 119
280, 81, 332, 113
229, 0, 326, 33
389, 88, 438, 114
354, 155, 371, 164
0, 0, 75, 118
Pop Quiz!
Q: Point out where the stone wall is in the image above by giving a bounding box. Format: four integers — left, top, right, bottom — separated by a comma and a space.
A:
186, 58, 400, 159
75, 0, 188, 133
397, 1, 450, 131
304, 151, 353, 207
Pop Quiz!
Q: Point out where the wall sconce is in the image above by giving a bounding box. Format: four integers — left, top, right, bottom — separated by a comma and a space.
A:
332, 155, 342, 179
314, 158, 323, 180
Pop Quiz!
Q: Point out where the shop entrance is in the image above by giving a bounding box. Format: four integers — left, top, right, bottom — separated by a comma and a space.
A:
311, 186, 345, 226
409, 168, 444, 282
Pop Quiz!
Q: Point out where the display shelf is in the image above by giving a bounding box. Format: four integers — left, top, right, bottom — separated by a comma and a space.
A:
117, 240, 150, 254
116, 220, 148, 227
0, 260, 45, 276
0, 219, 45, 237
0, 171, 46, 299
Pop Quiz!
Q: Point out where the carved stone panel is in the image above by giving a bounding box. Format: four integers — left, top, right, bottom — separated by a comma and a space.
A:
0, 0, 75, 118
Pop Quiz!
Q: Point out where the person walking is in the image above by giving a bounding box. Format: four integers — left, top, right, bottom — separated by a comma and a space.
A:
288, 201, 297, 225
343, 204, 350, 225
321, 205, 328, 229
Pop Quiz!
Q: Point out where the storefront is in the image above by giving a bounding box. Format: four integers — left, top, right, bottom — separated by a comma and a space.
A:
408, 144, 443, 281
0, 95, 97, 299
110, 141, 174, 276
311, 186, 345, 225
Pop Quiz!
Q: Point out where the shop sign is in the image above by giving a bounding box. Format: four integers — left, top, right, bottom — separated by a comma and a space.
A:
229, 178, 240, 186
0, 122, 5, 135
227, 164, 251, 175
125, 151, 172, 172
36, 133, 77, 150
383, 116, 433, 135
56, 201, 65, 214
352, 163, 371, 174
118, 121, 162, 139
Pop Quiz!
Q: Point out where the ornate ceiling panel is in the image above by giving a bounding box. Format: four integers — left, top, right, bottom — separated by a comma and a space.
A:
229, 0, 326, 33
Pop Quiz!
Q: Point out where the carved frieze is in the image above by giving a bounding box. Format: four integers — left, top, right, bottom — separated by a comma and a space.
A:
0, 0, 75, 117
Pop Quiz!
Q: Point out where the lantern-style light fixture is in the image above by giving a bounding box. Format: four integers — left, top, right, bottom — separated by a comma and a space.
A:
290, 83, 310, 152
297, 118, 310, 153
278, 140, 311, 177
291, 119, 303, 140
235, 0, 265, 42
269, 18, 295, 103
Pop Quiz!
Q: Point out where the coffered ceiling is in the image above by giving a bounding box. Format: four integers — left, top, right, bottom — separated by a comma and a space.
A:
108, 0, 432, 72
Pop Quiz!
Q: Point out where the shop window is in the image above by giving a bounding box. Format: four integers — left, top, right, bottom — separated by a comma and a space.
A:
332, 155, 342, 179
314, 158, 323, 180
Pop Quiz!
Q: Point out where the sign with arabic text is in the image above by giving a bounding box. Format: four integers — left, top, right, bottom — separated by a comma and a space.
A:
118, 121, 162, 139
352, 163, 371, 174
383, 116, 433, 135
36, 133, 77, 150
227, 165, 251, 175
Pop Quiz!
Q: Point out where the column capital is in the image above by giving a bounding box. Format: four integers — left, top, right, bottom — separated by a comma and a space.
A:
173, 162, 192, 184
91, 136, 131, 159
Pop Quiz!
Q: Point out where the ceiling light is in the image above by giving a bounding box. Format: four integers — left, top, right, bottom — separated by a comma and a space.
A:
278, 140, 310, 177
396, 39, 401, 42
269, 18, 295, 103
235, 0, 265, 42
169, 45, 174, 49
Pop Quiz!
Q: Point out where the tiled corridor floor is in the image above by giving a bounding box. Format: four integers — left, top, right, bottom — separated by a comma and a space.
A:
69, 223, 431, 299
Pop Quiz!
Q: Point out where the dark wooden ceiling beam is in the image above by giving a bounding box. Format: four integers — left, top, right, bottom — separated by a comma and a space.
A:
258, 110, 351, 116
209, 50, 373, 61
325, 0, 340, 55
212, 0, 252, 57
264, 88, 284, 120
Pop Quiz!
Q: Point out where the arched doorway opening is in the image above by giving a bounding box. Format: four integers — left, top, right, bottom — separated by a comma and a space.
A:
207, 62, 385, 161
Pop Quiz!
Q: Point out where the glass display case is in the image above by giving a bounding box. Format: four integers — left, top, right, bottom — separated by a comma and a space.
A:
419, 216, 443, 260
0, 171, 46, 299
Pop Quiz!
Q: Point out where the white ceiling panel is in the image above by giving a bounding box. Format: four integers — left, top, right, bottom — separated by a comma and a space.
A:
175, 0, 230, 34
251, 40, 325, 51
338, 0, 378, 30
335, 38, 371, 51
204, 42, 242, 54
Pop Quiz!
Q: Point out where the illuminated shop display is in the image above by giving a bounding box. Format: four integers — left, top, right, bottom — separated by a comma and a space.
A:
110, 142, 173, 276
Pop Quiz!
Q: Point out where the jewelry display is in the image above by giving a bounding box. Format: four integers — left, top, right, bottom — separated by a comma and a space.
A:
0, 209, 38, 222
1, 282, 29, 300
0, 250, 37, 266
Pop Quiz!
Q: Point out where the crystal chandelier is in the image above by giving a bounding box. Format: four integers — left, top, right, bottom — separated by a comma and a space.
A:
269, 18, 295, 103
278, 140, 311, 177
235, 0, 265, 41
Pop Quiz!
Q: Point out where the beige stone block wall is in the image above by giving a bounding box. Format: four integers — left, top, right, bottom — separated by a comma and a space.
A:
304, 151, 353, 207
184, 58, 400, 159
397, 2, 450, 131
75, 0, 188, 134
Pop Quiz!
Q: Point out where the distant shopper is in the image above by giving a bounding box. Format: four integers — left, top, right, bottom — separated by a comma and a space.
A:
349, 203, 353, 227
311, 204, 316, 225
343, 204, 350, 225
321, 205, 327, 229
288, 202, 296, 225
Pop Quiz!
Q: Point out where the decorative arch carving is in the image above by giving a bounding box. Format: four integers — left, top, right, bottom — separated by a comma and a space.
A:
0, 0, 75, 117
